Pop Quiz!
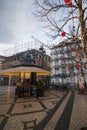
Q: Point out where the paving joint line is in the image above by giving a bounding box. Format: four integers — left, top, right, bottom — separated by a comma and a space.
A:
11, 110, 45, 116
54, 91, 75, 130
33, 92, 68, 130
0, 97, 17, 130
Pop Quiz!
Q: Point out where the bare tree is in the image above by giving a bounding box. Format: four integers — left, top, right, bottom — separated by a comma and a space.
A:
34, 0, 87, 61
34, 0, 87, 90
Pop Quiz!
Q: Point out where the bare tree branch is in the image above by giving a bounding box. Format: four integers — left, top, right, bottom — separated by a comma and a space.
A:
35, 0, 87, 62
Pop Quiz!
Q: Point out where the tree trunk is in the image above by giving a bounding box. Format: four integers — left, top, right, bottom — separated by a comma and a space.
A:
78, 0, 87, 62
77, 0, 87, 90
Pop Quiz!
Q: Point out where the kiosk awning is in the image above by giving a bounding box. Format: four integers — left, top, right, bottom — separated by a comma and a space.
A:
0, 66, 51, 76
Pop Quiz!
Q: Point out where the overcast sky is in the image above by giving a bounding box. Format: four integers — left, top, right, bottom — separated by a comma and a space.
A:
0, 0, 51, 54
0, 0, 86, 55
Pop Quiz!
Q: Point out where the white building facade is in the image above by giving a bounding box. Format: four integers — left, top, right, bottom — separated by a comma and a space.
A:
51, 39, 87, 87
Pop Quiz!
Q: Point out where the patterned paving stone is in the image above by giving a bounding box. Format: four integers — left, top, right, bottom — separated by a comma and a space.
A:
0, 86, 87, 130
69, 94, 87, 130
33, 92, 68, 130
0, 117, 4, 124
44, 92, 71, 130
0, 104, 12, 115
41, 98, 60, 110
81, 127, 87, 130
0, 98, 14, 104
3, 112, 47, 130
11, 101, 44, 114
16, 97, 37, 103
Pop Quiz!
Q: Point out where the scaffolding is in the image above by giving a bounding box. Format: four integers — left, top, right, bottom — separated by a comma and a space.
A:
0, 39, 51, 57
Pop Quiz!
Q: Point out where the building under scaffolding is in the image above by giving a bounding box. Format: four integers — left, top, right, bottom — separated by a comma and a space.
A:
2, 48, 50, 70
0, 39, 51, 57
0, 39, 51, 86
0, 39, 51, 70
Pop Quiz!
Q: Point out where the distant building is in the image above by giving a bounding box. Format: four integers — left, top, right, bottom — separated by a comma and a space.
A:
0, 48, 50, 86
0, 55, 7, 85
2, 49, 50, 70
51, 39, 87, 86
0, 55, 6, 70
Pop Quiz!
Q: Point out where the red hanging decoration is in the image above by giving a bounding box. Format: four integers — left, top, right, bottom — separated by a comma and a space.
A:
80, 86, 84, 91
64, 0, 71, 3
61, 31, 66, 37
67, 2, 72, 7
67, 67, 70, 70
71, 48, 75, 51
78, 50, 80, 54
77, 64, 81, 69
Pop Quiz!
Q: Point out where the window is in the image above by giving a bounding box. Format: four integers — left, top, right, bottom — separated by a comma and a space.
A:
39, 56, 42, 59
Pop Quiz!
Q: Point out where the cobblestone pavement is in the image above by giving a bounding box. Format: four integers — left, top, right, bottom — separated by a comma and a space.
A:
0, 86, 87, 130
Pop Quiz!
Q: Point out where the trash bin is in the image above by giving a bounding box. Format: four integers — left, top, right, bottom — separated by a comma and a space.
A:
32, 88, 37, 97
